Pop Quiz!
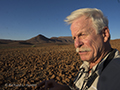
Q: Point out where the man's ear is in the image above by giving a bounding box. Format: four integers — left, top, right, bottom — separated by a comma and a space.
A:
102, 27, 110, 42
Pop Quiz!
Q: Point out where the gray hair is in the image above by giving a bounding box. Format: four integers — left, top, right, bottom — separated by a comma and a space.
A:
64, 8, 109, 34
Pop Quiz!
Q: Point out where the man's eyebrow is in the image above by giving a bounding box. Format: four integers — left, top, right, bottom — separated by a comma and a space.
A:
76, 31, 83, 36
72, 32, 82, 40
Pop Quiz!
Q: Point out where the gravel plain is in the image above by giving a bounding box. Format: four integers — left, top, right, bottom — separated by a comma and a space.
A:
0, 45, 82, 90
1, 41, 119, 90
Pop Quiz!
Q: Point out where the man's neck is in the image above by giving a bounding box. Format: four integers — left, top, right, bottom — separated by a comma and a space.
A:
89, 48, 112, 69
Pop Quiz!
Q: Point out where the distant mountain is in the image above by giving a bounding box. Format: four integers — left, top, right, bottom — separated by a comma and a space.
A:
50, 36, 74, 43
27, 34, 50, 43
0, 34, 74, 46
0, 39, 13, 44
26, 34, 74, 44
0, 39, 33, 45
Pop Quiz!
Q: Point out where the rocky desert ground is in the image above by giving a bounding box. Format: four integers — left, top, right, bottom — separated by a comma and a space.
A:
0, 44, 82, 90
0, 40, 120, 90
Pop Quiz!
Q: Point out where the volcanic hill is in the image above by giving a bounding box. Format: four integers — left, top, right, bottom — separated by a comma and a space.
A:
0, 34, 74, 47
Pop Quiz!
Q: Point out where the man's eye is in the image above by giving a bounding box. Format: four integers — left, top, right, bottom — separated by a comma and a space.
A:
81, 34, 86, 36
78, 33, 88, 39
78, 33, 86, 37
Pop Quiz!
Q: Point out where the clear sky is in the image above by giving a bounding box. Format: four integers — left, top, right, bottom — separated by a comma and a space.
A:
0, 0, 120, 40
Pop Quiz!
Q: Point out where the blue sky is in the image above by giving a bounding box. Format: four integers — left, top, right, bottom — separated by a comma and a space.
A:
0, 0, 120, 40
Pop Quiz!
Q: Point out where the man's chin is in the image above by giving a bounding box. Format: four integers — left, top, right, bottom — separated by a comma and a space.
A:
80, 58, 88, 61
80, 57, 91, 62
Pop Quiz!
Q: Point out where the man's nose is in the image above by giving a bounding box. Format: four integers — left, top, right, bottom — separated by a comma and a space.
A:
74, 38, 83, 48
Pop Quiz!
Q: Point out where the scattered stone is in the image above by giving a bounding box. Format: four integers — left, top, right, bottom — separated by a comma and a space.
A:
0, 45, 83, 90
50, 74, 56, 79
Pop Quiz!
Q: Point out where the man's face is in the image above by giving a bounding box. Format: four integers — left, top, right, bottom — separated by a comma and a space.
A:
71, 16, 104, 62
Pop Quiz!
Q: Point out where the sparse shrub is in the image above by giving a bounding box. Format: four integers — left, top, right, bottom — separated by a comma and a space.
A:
32, 45, 36, 47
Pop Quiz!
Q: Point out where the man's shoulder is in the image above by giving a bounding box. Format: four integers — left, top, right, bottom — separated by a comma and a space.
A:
101, 49, 120, 74
98, 50, 120, 90
102, 49, 120, 70
112, 49, 120, 67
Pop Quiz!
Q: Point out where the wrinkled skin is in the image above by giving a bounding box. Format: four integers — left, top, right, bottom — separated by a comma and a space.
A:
71, 16, 110, 68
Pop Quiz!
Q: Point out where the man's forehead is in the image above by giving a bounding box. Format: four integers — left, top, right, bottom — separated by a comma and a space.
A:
70, 16, 93, 29
71, 27, 93, 35
71, 20, 94, 34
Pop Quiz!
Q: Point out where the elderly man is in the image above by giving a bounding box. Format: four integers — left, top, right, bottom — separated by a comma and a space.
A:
38, 8, 120, 90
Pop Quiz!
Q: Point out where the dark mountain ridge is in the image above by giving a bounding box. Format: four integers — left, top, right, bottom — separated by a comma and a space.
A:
27, 34, 50, 43
0, 34, 74, 46
26, 34, 74, 44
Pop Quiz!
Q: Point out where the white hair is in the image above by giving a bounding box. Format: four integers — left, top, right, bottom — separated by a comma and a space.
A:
64, 8, 109, 34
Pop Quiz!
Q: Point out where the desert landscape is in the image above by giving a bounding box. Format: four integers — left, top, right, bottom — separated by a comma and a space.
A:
0, 35, 120, 90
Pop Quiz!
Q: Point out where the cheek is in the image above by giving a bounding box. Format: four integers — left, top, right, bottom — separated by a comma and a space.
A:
83, 38, 98, 51
83, 39, 93, 48
89, 38, 103, 56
